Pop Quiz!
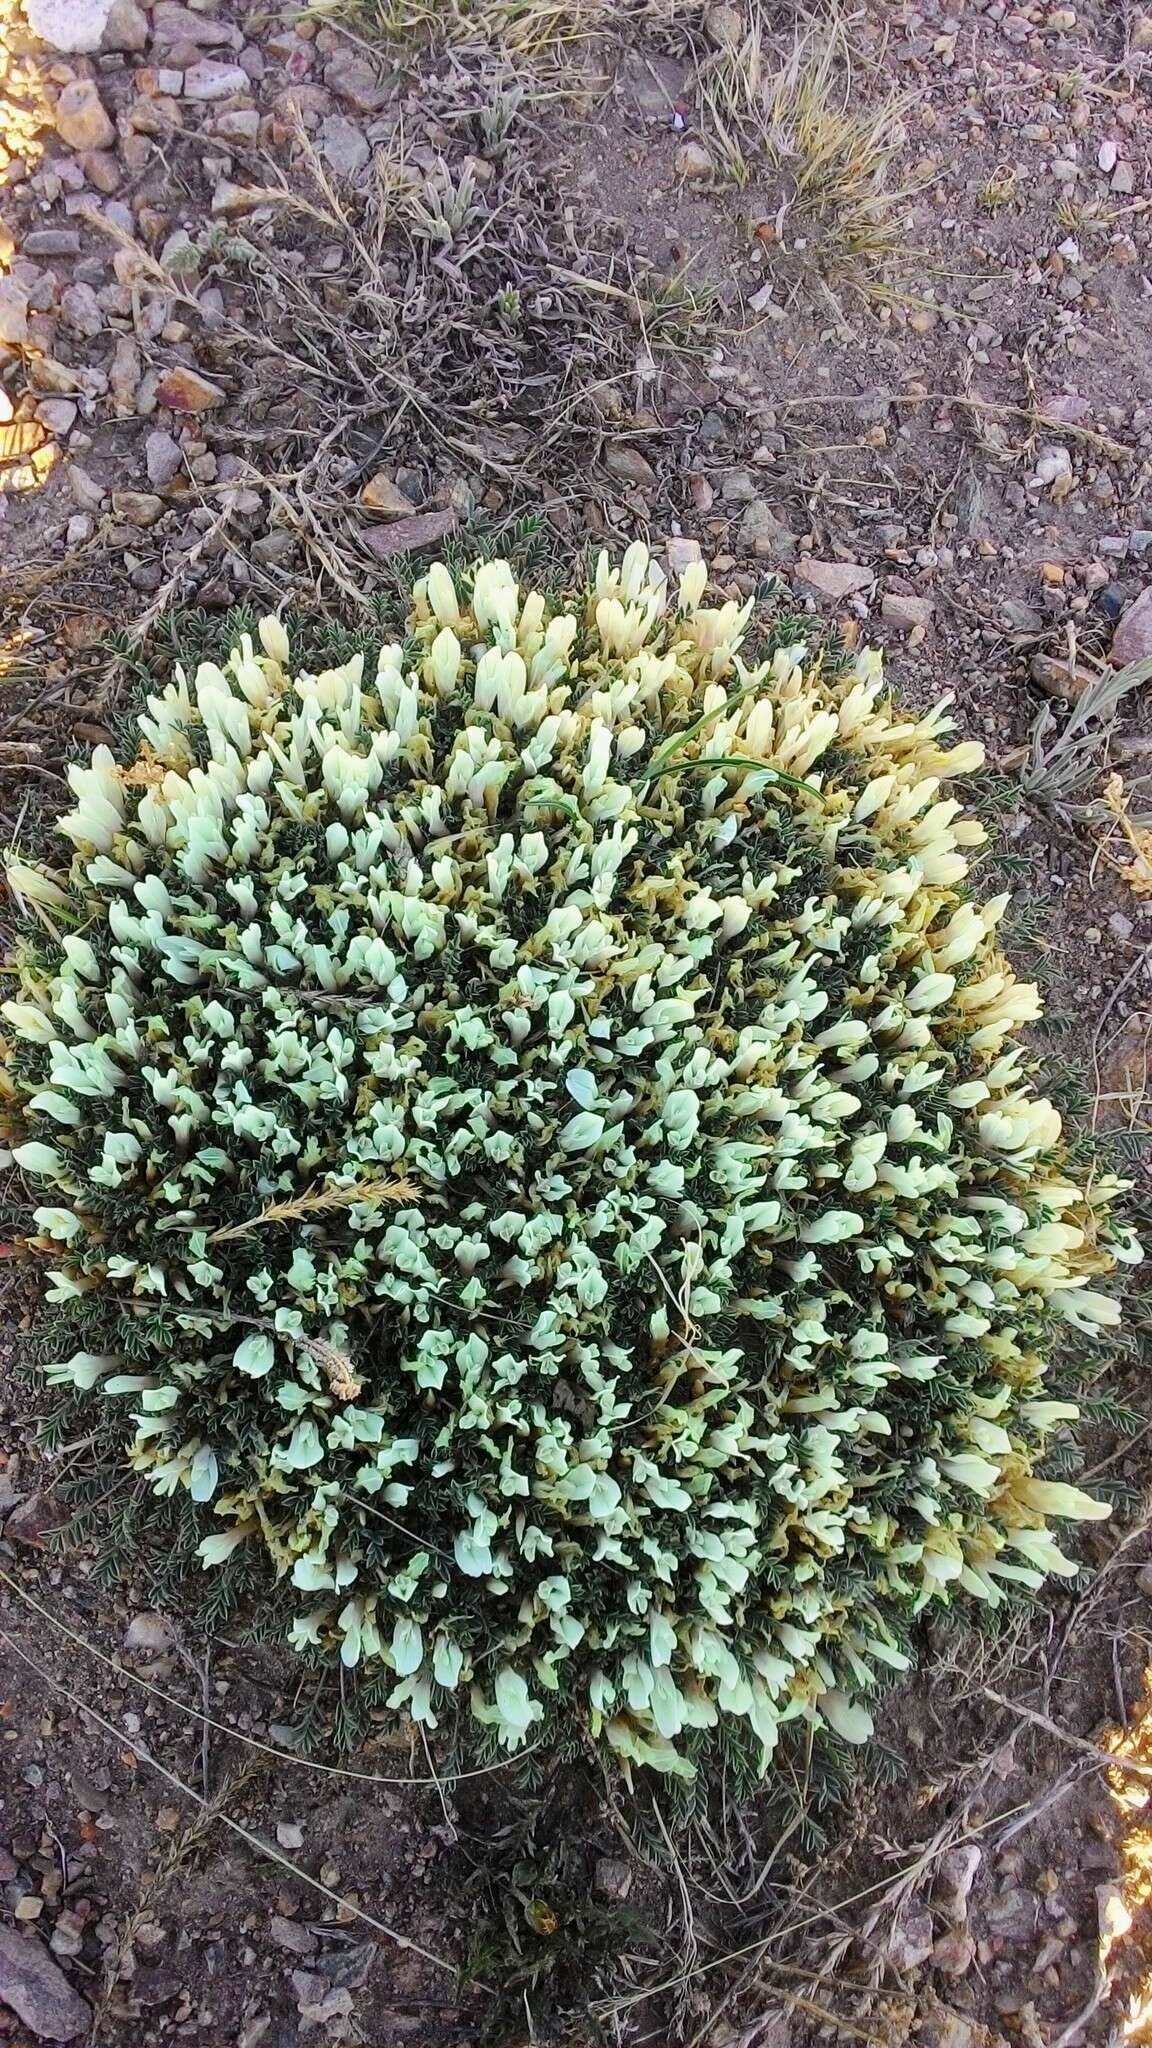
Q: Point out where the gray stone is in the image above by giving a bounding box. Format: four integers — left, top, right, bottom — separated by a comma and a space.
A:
360, 470, 416, 518
618, 49, 690, 121
738, 499, 797, 562
112, 490, 165, 527
212, 108, 260, 142
593, 1855, 634, 1901
153, 2, 241, 46
0, 277, 30, 345
985, 1884, 1038, 1941
881, 592, 935, 631
999, 598, 1044, 634
269, 1914, 318, 1958
665, 535, 703, 574
0, 1924, 90, 2040
101, 0, 149, 50
65, 464, 105, 511
36, 398, 77, 434
59, 282, 103, 338
603, 444, 657, 490
720, 468, 758, 504
252, 531, 298, 565
1112, 586, 1152, 668
936, 1843, 982, 1923
323, 52, 390, 112
885, 1910, 934, 1973
145, 428, 183, 487
320, 114, 370, 178
23, 228, 81, 256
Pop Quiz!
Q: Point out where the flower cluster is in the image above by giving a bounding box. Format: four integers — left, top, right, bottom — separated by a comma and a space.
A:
1, 547, 1138, 1776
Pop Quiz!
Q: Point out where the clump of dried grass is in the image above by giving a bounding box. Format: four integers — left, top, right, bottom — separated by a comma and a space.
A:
306, 0, 680, 71
696, 3, 922, 275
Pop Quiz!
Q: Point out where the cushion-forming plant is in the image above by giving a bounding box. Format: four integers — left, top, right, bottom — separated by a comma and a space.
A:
1, 547, 1138, 1777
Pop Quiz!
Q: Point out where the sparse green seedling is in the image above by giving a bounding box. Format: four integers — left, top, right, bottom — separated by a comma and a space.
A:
979, 170, 1017, 213
1016, 654, 1152, 810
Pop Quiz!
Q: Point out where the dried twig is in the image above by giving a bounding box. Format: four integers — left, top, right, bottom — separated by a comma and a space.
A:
777, 389, 1131, 458
982, 1687, 1152, 1781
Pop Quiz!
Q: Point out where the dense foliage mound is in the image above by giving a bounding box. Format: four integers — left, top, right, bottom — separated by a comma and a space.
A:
1, 548, 1138, 1777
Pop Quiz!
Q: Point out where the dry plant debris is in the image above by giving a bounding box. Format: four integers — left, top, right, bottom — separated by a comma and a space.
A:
1099, 774, 1152, 897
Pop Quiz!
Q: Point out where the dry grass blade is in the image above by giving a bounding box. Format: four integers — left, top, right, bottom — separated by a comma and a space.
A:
777, 388, 1130, 459
131, 1302, 368, 1401
91, 1759, 265, 2034
208, 1173, 418, 1244
981, 1687, 1152, 1782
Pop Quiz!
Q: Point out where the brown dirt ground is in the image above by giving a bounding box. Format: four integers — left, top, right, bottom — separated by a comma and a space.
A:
1, 0, 1152, 2043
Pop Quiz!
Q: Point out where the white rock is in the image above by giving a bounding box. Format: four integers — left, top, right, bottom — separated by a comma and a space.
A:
182, 60, 251, 100
25, 0, 113, 52
796, 557, 874, 600
1098, 138, 1118, 174
665, 535, 703, 574
1030, 444, 1073, 498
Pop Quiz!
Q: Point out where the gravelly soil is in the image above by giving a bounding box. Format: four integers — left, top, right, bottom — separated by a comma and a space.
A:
1, 0, 1151, 2042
